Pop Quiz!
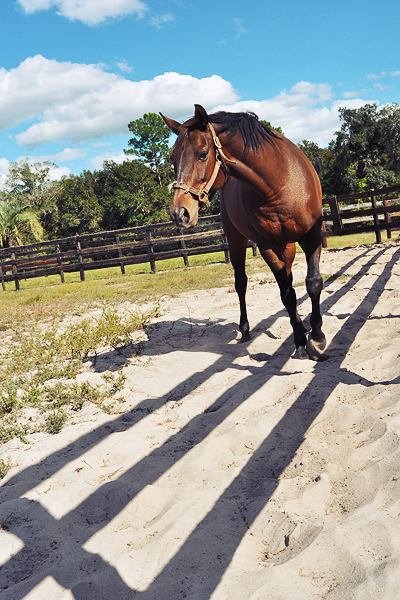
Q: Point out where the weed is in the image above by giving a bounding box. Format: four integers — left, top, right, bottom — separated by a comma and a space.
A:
0, 416, 31, 443
0, 457, 13, 480
101, 369, 127, 395
0, 304, 159, 444
43, 410, 68, 434
0, 388, 18, 416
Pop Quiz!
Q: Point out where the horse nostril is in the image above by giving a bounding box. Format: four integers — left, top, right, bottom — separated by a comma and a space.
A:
179, 206, 190, 225
170, 205, 190, 227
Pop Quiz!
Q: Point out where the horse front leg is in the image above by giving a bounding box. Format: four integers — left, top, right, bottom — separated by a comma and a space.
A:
297, 221, 326, 360
228, 235, 251, 342
261, 244, 308, 358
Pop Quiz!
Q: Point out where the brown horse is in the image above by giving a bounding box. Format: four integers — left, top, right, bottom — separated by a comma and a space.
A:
161, 104, 326, 360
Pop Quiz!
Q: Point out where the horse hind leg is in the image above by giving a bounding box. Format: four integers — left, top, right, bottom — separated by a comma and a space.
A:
261, 244, 308, 359
302, 223, 327, 360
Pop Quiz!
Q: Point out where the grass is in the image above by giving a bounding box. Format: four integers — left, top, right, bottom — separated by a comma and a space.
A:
324, 230, 397, 249
0, 457, 13, 479
0, 249, 250, 329
0, 305, 159, 443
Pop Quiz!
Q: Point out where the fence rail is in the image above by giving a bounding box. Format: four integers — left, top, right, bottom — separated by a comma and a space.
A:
322, 183, 400, 246
1, 184, 400, 291
0, 214, 257, 291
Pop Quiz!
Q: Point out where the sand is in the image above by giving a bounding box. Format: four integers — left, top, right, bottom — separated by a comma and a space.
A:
1, 240, 400, 600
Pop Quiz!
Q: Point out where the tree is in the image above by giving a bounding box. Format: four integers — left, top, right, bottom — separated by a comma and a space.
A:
124, 113, 173, 186
297, 140, 334, 189
96, 160, 170, 230
323, 103, 400, 195
261, 120, 284, 135
1, 160, 60, 217
0, 200, 44, 247
47, 171, 103, 238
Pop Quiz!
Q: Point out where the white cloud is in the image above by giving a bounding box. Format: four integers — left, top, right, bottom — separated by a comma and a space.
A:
342, 91, 359, 99
374, 83, 389, 92
212, 83, 368, 146
389, 71, 400, 77
117, 59, 133, 73
38, 148, 88, 163
90, 151, 132, 170
17, 0, 148, 26
48, 165, 71, 179
150, 13, 175, 28
0, 56, 381, 154
0, 55, 120, 131
0, 158, 10, 188
232, 18, 247, 37
0, 56, 238, 149
366, 71, 386, 80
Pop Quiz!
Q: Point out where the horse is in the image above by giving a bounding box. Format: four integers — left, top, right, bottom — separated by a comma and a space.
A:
161, 104, 326, 360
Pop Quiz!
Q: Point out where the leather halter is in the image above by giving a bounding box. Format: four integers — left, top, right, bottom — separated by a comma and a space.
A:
169, 123, 235, 209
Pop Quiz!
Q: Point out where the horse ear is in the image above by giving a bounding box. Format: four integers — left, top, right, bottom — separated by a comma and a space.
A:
160, 113, 182, 135
194, 104, 209, 130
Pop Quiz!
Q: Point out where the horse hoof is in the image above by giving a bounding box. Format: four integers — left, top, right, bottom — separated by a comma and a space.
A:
239, 323, 251, 343
306, 335, 327, 361
292, 346, 309, 360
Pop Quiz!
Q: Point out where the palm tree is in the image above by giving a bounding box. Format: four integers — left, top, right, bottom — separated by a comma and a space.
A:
0, 200, 44, 248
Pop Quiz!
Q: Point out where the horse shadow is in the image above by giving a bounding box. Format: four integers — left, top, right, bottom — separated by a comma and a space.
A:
1, 245, 400, 599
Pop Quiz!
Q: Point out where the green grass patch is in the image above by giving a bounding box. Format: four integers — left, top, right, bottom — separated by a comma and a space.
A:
0, 305, 159, 443
0, 251, 244, 328
324, 231, 398, 249
0, 457, 13, 479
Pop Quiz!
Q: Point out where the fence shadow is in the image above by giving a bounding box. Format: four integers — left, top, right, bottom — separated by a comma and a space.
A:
1, 246, 399, 599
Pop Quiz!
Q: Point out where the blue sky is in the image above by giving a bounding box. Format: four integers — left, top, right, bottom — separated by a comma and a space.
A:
1, 0, 399, 184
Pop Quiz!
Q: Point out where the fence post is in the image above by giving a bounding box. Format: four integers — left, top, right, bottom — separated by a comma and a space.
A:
115, 236, 126, 274
329, 196, 343, 236
56, 244, 65, 283
0, 265, 5, 291
178, 228, 189, 267
383, 198, 392, 239
146, 229, 156, 274
370, 191, 381, 243
321, 219, 328, 248
75, 238, 85, 281
11, 252, 19, 291
221, 230, 230, 263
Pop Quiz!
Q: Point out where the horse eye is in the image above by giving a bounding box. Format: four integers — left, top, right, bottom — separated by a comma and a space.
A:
198, 151, 208, 161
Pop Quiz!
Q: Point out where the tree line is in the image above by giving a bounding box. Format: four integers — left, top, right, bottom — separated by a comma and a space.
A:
0, 103, 399, 248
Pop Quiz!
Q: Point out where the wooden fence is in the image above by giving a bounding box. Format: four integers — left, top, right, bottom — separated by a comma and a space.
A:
1, 184, 400, 291
0, 214, 257, 291
322, 183, 400, 246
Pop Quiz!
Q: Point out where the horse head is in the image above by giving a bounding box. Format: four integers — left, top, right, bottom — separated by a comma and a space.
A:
161, 105, 226, 228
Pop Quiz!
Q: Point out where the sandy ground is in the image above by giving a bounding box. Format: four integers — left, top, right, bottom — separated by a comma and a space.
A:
1, 240, 400, 600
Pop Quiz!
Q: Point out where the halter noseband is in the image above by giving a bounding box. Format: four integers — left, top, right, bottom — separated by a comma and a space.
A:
169, 123, 235, 210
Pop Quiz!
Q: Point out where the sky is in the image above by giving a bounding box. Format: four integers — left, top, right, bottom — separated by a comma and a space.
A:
1, 0, 400, 184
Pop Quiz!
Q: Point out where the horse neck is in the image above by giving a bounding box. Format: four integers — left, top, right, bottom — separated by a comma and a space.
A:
219, 132, 281, 195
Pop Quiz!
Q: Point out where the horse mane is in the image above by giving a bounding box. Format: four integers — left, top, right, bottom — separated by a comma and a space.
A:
207, 111, 278, 153
176, 111, 279, 159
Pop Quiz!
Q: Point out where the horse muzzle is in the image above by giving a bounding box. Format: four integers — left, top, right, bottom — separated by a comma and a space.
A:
169, 201, 198, 228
